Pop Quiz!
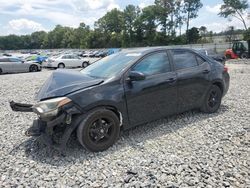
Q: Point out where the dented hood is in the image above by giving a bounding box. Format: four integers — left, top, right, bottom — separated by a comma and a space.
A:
35, 69, 103, 101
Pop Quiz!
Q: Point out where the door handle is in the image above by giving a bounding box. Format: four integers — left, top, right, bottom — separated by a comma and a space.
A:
202, 69, 210, 74
166, 77, 176, 83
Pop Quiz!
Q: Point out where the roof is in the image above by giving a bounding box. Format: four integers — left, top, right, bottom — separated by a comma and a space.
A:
121, 47, 196, 55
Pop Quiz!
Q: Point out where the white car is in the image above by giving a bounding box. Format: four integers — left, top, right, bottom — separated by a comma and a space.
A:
44, 54, 90, 68
0, 57, 42, 74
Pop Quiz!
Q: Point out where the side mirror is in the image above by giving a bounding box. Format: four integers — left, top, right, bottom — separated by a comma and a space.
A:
21, 61, 25, 63
127, 71, 145, 81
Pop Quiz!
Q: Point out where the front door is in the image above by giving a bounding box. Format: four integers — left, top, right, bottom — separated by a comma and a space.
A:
124, 51, 178, 127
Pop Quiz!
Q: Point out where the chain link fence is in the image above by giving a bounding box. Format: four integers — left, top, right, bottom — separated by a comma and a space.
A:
166, 42, 233, 54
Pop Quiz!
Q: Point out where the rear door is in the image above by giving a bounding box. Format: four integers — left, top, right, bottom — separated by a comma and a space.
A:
10, 58, 28, 72
61, 55, 69, 67
124, 51, 178, 126
171, 49, 211, 112
71, 55, 82, 67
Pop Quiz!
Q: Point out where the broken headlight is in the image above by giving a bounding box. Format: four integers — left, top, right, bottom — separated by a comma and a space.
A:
33, 97, 71, 118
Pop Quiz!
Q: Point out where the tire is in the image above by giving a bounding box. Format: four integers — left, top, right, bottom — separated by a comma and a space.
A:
29, 65, 38, 72
0, 68, 2, 74
240, 53, 248, 59
58, 63, 65, 69
77, 108, 120, 152
201, 85, 222, 113
82, 62, 89, 68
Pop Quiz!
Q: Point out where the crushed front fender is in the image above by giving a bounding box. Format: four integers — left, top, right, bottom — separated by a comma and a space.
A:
10, 101, 33, 112
9, 101, 82, 152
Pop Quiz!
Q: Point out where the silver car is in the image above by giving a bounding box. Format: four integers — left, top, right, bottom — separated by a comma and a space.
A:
0, 57, 42, 74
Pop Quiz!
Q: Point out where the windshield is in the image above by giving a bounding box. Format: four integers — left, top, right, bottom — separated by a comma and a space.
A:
80, 52, 141, 78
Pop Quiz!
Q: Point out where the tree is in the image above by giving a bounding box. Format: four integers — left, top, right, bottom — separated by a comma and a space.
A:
183, 0, 203, 43
0, 2, 207, 50
154, 0, 184, 36
186, 27, 201, 43
199, 26, 207, 36
30, 31, 47, 49
140, 5, 158, 46
225, 26, 236, 42
123, 5, 140, 46
199, 26, 207, 42
95, 8, 124, 33
243, 27, 250, 40
219, 0, 249, 30
154, 0, 171, 36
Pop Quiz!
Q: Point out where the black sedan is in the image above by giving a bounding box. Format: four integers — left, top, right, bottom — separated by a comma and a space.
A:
10, 48, 230, 152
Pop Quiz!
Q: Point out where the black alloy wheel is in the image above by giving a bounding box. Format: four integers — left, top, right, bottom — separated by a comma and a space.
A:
201, 85, 222, 113
207, 90, 219, 108
77, 108, 120, 152
89, 118, 113, 143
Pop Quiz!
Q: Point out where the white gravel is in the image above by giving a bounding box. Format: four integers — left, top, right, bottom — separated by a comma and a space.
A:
0, 62, 249, 187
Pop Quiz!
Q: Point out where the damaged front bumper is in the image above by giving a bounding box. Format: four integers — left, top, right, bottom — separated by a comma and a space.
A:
10, 101, 82, 151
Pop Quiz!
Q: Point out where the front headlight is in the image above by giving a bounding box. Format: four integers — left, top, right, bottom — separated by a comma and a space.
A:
33, 97, 72, 118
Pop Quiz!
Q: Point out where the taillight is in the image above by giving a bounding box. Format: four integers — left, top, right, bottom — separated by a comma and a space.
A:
224, 66, 228, 72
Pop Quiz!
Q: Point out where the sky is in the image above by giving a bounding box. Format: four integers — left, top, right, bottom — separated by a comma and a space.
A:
0, 0, 249, 36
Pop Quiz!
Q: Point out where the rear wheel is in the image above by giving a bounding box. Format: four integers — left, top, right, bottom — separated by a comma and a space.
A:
201, 85, 222, 113
82, 62, 89, 68
77, 108, 120, 152
29, 65, 38, 72
58, 63, 65, 69
240, 53, 248, 59
0, 68, 2, 74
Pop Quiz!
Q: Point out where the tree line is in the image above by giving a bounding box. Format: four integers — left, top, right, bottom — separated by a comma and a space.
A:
0, 0, 249, 50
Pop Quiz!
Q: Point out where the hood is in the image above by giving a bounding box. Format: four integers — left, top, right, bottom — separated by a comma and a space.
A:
35, 69, 103, 101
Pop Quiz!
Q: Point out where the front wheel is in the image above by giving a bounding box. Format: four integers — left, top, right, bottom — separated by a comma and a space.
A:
77, 108, 120, 152
240, 53, 248, 59
201, 85, 222, 113
82, 62, 89, 68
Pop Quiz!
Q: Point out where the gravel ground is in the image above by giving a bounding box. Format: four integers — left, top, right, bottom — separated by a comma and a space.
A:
0, 61, 249, 187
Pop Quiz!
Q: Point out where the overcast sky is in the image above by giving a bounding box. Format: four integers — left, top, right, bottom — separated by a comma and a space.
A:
0, 0, 249, 36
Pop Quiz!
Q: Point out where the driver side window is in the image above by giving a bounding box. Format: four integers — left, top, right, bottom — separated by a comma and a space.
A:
132, 52, 171, 76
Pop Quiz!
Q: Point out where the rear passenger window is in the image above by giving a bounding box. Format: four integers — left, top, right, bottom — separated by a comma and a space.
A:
172, 50, 198, 70
196, 56, 206, 65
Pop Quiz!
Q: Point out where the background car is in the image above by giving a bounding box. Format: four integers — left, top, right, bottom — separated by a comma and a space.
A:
0, 57, 42, 74
25, 55, 48, 64
95, 50, 108, 58
44, 54, 90, 68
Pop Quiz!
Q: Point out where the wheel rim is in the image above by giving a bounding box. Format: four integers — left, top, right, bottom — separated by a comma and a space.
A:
241, 54, 247, 59
83, 62, 88, 67
88, 117, 114, 144
207, 90, 219, 108
59, 64, 64, 68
